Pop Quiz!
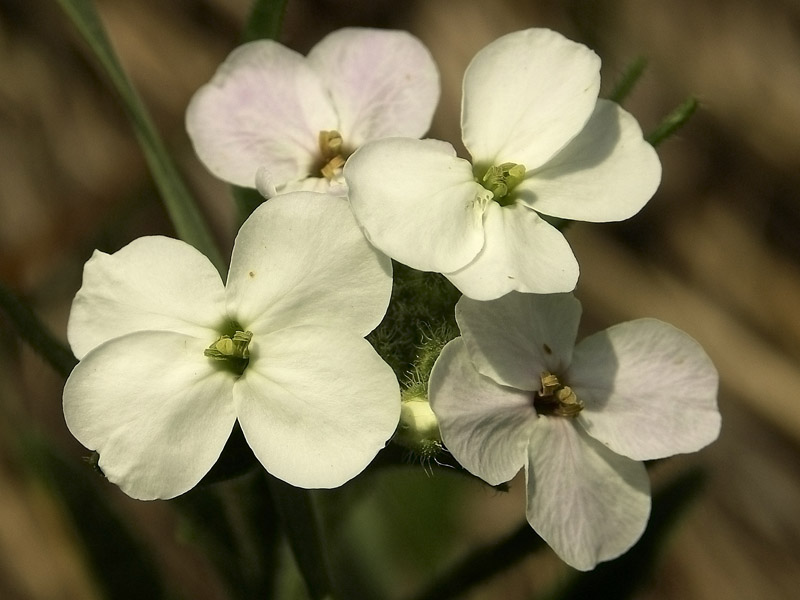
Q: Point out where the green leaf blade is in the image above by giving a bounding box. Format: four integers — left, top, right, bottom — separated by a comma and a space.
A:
54, 0, 226, 274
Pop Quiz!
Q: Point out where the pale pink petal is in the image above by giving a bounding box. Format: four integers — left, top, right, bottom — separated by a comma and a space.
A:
186, 40, 338, 187
345, 138, 487, 273
234, 326, 400, 488
462, 28, 600, 168
443, 202, 579, 299
63, 331, 237, 500
429, 339, 534, 485
516, 100, 661, 222
456, 292, 581, 390
307, 28, 439, 147
67, 237, 225, 360
526, 417, 651, 570
570, 319, 720, 460
226, 192, 392, 337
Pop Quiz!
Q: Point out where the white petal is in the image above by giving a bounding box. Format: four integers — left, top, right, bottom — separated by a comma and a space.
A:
186, 40, 338, 188
428, 339, 534, 485
234, 326, 400, 488
525, 417, 651, 571
307, 28, 439, 147
570, 319, 720, 460
456, 292, 581, 390
67, 237, 225, 360
63, 331, 237, 500
462, 28, 601, 168
444, 202, 579, 299
226, 192, 392, 337
516, 100, 662, 222
345, 138, 487, 273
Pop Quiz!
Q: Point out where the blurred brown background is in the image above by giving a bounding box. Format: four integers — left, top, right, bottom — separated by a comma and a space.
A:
2, 0, 800, 598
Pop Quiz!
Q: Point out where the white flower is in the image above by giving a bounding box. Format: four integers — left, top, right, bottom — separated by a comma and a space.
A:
186, 28, 440, 195
344, 28, 661, 300
429, 292, 720, 570
63, 192, 400, 500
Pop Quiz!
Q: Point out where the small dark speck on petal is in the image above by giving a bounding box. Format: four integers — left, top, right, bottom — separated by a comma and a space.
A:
249, 271, 256, 278
543, 343, 552, 354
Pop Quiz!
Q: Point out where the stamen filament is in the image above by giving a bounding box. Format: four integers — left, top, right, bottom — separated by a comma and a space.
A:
318, 130, 347, 179
535, 371, 584, 418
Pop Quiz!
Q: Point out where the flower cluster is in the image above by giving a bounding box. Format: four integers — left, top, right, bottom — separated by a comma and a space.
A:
64, 25, 719, 570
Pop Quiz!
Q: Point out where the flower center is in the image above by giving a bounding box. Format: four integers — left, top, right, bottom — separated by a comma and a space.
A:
533, 371, 583, 418
317, 130, 348, 179
205, 328, 252, 376
477, 162, 526, 207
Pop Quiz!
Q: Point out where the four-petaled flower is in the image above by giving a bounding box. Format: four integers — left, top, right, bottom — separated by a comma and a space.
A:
186, 28, 440, 196
63, 192, 400, 500
429, 292, 720, 570
344, 28, 662, 300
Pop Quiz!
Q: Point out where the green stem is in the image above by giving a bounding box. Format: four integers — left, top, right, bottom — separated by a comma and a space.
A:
0, 280, 77, 378
175, 469, 280, 599
232, 185, 266, 227
54, 0, 226, 274
237, 5, 339, 596
243, 0, 289, 42
405, 522, 544, 600
266, 474, 337, 600
232, 0, 290, 222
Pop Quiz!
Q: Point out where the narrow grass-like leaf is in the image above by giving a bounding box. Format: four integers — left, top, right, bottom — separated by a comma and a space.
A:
0, 280, 77, 378
19, 431, 165, 600
646, 96, 699, 147
243, 0, 289, 42
237, 6, 341, 598
175, 468, 280, 599
608, 56, 648, 105
54, 0, 225, 274
267, 474, 338, 600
